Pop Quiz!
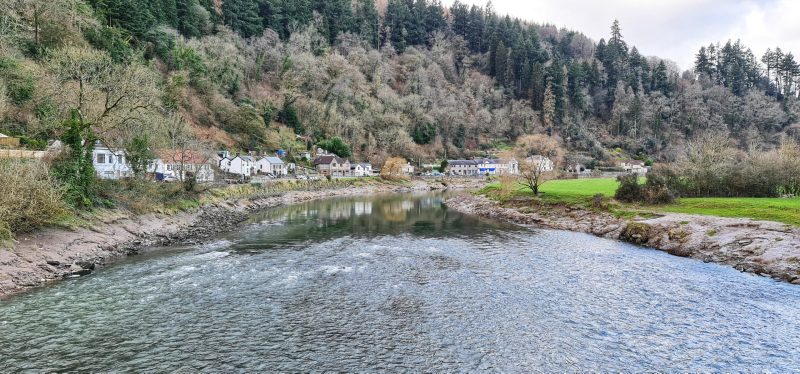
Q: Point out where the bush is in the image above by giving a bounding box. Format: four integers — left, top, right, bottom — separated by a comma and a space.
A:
381, 157, 409, 181
614, 174, 642, 202
641, 165, 677, 204
0, 160, 69, 239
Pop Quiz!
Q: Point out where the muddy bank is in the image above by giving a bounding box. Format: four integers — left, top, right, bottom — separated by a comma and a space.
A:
446, 194, 800, 285
0, 179, 481, 298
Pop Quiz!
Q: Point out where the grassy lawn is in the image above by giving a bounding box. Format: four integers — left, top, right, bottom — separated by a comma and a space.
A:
539, 178, 619, 199
659, 198, 800, 226
489, 177, 800, 226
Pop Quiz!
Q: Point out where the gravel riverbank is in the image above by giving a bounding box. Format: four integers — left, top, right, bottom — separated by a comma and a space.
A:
446, 194, 800, 285
0, 179, 481, 298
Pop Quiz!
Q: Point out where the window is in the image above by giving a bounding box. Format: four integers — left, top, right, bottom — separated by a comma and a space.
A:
97, 153, 105, 164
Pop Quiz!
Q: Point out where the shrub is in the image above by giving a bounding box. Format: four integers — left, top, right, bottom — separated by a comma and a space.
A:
0, 160, 69, 239
614, 174, 642, 202
381, 157, 409, 181
641, 165, 678, 204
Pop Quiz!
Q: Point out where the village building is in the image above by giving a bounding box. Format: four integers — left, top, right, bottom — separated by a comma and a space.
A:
256, 156, 288, 176
150, 150, 215, 183
92, 142, 133, 180
225, 155, 255, 178
566, 162, 592, 176
447, 160, 479, 176
446, 159, 519, 176
620, 160, 648, 174
313, 155, 351, 177
524, 155, 555, 172
402, 162, 415, 176
351, 163, 373, 177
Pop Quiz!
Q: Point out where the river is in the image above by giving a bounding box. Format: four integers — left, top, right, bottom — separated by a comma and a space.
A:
1, 193, 799, 372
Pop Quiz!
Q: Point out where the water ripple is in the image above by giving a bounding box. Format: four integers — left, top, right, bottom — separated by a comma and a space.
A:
1, 194, 799, 372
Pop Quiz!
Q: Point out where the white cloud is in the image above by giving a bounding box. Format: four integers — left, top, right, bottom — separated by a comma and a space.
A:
442, 0, 800, 70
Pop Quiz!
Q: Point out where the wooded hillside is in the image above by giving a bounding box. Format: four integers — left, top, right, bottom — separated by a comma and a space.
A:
2, 0, 799, 166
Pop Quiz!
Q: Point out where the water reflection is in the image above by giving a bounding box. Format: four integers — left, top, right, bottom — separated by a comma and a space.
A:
1, 193, 799, 372
241, 193, 521, 251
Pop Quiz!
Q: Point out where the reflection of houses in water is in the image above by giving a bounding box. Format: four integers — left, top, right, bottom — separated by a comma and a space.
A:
329, 202, 353, 220
417, 197, 441, 208
353, 201, 372, 216
322, 201, 373, 220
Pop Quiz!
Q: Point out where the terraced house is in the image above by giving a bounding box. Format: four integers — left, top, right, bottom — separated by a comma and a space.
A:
314, 155, 351, 177
446, 159, 519, 176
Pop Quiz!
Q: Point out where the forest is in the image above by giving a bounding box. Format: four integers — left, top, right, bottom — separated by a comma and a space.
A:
2, 0, 800, 169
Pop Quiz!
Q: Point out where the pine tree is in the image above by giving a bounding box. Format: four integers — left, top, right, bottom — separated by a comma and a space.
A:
543, 81, 556, 131
652, 61, 670, 94
222, 0, 263, 38
493, 41, 508, 86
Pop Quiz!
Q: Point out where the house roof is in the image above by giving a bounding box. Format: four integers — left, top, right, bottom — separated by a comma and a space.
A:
261, 156, 284, 164
240, 156, 256, 162
526, 155, 552, 162
0, 133, 7, 138
449, 159, 513, 166
313, 155, 348, 165
448, 160, 478, 166
156, 150, 210, 165
350, 163, 371, 169
623, 160, 646, 166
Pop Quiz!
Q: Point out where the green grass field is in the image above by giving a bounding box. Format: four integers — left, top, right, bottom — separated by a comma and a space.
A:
495, 177, 800, 226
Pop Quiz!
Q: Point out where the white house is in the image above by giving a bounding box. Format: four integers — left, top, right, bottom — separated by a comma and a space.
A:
446, 159, 519, 176
92, 142, 133, 180
525, 155, 554, 172
256, 156, 287, 176
447, 160, 479, 176
227, 155, 255, 177
351, 163, 372, 177
402, 162, 415, 176
620, 160, 648, 174
151, 150, 215, 183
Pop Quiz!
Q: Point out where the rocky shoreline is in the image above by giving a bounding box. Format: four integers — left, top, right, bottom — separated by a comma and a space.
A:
0, 179, 480, 298
446, 194, 800, 285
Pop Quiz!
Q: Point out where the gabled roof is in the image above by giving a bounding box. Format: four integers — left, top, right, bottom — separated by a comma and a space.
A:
240, 156, 256, 162
448, 160, 478, 166
261, 156, 284, 164
313, 155, 348, 165
350, 163, 371, 169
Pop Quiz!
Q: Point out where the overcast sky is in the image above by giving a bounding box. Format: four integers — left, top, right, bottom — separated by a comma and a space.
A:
443, 0, 800, 71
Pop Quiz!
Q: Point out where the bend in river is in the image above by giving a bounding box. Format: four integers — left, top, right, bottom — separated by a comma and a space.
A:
1, 193, 799, 371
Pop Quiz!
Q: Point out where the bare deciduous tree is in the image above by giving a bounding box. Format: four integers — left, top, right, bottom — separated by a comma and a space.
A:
47, 46, 161, 149
514, 134, 565, 195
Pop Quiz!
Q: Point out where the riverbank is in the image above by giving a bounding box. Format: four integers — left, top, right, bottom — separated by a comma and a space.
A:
0, 178, 482, 298
446, 194, 800, 285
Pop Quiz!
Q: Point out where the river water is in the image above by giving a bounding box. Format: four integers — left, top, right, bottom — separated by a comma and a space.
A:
1, 193, 799, 372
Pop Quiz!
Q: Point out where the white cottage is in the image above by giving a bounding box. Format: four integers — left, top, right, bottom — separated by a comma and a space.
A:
620, 160, 648, 174
525, 155, 554, 172
92, 142, 133, 180
351, 163, 372, 177
227, 155, 255, 177
256, 156, 287, 176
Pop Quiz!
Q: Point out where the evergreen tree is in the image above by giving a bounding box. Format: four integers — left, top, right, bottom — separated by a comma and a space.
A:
223, 0, 263, 38
542, 81, 556, 131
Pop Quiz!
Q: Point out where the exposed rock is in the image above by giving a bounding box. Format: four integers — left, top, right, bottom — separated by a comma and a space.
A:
619, 222, 653, 246
446, 194, 800, 286
0, 179, 481, 298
